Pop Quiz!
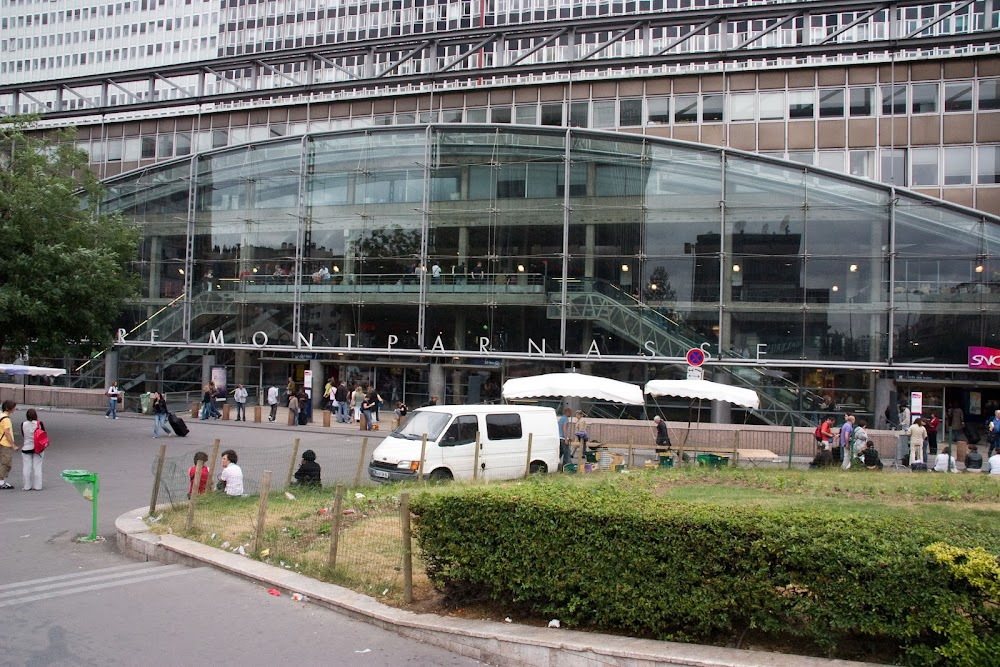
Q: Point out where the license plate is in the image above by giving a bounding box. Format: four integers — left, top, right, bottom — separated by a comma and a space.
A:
371, 469, 390, 479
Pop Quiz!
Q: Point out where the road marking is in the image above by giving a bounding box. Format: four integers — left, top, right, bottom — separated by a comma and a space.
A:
0, 564, 197, 608
0, 562, 157, 592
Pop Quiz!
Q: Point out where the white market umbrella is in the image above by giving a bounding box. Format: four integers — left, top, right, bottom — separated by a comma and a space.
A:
0, 365, 67, 378
502, 372, 645, 405
644, 379, 760, 409
0, 364, 68, 403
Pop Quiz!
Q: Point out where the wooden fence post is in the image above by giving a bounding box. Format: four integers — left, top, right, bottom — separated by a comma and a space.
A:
206, 438, 221, 492
185, 464, 200, 532
524, 433, 533, 477
788, 425, 795, 469
418, 434, 428, 481
473, 431, 481, 480
254, 471, 273, 557
354, 438, 368, 486
401, 492, 412, 604
327, 484, 345, 569
149, 443, 167, 516
285, 437, 300, 488
732, 430, 740, 467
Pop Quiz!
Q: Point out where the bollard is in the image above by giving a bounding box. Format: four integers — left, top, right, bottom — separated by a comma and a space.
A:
323, 411, 331, 427
253, 405, 262, 423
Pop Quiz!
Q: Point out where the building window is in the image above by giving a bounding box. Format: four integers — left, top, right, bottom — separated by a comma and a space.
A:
978, 146, 1000, 184
944, 81, 973, 112
490, 106, 511, 123
568, 102, 588, 128
910, 147, 938, 186
140, 136, 155, 159
850, 87, 875, 117
979, 79, 1000, 110
647, 97, 669, 125
702, 95, 723, 122
881, 85, 907, 115
620, 98, 642, 126
673, 95, 698, 123
593, 100, 616, 128
788, 90, 814, 119
729, 93, 755, 121
818, 88, 845, 118
943, 146, 972, 185
880, 149, 906, 186
540, 103, 562, 126
759, 92, 784, 120
910, 83, 938, 114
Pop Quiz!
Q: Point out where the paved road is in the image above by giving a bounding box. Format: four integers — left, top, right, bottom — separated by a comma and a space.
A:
0, 408, 479, 667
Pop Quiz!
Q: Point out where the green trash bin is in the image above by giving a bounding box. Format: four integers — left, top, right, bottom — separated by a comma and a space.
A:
61, 470, 99, 542
696, 454, 729, 469
140, 392, 152, 414
658, 453, 674, 468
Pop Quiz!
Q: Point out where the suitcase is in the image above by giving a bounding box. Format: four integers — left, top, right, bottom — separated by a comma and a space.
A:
298, 411, 308, 426
964, 424, 981, 445
168, 412, 189, 437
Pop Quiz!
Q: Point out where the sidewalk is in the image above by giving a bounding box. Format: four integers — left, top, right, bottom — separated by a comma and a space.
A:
117, 508, 880, 667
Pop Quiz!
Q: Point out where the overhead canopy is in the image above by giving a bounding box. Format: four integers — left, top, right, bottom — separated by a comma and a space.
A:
644, 379, 760, 409
0, 364, 67, 378
503, 372, 645, 405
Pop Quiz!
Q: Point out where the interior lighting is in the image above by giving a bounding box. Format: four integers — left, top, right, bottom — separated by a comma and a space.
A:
849, 264, 858, 272
832, 285, 839, 292
976, 264, 984, 273
517, 264, 525, 272
621, 264, 629, 272
732, 264, 741, 272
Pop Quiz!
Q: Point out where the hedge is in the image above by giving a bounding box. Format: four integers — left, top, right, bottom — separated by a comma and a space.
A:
410, 479, 999, 665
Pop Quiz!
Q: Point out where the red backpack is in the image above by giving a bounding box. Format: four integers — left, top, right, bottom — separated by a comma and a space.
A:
814, 424, 824, 442
34, 423, 50, 454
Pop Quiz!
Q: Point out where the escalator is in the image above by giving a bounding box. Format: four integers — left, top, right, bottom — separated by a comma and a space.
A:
550, 279, 821, 427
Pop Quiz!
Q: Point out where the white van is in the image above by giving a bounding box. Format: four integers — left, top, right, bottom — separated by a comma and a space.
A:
368, 404, 560, 483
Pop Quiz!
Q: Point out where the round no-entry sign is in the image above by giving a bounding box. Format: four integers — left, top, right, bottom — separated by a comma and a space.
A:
686, 348, 705, 367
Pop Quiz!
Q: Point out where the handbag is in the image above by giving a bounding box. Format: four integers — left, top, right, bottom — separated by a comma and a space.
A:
34, 424, 49, 454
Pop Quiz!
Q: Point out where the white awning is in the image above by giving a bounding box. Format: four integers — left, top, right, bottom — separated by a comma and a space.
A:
644, 379, 760, 409
503, 372, 645, 405
0, 364, 68, 378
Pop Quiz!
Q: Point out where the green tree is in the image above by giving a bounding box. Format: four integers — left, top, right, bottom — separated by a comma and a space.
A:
0, 117, 140, 360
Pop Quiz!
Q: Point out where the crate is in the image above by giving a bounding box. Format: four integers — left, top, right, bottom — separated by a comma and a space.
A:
696, 453, 729, 468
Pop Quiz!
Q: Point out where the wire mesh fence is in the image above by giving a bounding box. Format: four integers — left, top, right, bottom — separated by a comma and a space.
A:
148, 442, 426, 604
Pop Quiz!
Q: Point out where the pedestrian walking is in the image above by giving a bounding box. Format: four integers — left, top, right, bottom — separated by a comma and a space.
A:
0, 400, 18, 489
152, 392, 173, 438
267, 384, 279, 422
105, 381, 120, 419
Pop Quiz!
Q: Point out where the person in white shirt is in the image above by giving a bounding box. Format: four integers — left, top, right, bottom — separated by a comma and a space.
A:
267, 385, 279, 422
431, 262, 442, 284
987, 451, 1000, 476
105, 381, 120, 419
933, 446, 957, 473
233, 384, 248, 421
218, 450, 244, 496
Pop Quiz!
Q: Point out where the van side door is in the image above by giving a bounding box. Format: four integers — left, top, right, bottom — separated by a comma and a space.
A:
438, 415, 479, 480
480, 412, 524, 481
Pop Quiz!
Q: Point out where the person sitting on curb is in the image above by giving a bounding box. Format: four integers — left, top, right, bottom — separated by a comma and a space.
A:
861, 440, 883, 470
964, 444, 984, 472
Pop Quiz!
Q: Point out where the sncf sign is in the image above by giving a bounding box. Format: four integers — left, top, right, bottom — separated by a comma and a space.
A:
969, 346, 1000, 369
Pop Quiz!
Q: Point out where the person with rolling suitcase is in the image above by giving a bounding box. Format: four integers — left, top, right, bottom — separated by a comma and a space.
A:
168, 412, 189, 437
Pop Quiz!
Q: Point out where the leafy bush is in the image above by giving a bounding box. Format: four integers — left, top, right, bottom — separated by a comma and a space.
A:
410, 477, 999, 664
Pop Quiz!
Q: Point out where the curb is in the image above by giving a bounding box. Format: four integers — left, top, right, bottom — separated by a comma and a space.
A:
116, 507, 878, 667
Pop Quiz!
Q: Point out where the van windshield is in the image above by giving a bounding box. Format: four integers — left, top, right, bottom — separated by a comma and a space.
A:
393, 410, 452, 441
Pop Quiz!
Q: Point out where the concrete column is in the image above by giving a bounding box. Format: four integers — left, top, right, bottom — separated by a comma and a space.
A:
235, 350, 253, 386
201, 354, 215, 387
310, 358, 324, 403
709, 372, 733, 424
104, 350, 119, 387
428, 363, 446, 405
451, 369, 464, 404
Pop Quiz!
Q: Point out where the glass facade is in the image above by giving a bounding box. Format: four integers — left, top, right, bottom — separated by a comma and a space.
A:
103, 125, 1000, 425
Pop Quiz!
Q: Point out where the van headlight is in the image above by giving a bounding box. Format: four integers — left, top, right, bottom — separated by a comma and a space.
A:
397, 461, 420, 471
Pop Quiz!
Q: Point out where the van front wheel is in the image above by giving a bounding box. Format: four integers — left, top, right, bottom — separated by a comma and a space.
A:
428, 468, 453, 482
529, 462, 548, 475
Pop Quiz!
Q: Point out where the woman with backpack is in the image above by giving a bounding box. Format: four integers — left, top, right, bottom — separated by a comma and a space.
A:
20, 408, 46, 491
